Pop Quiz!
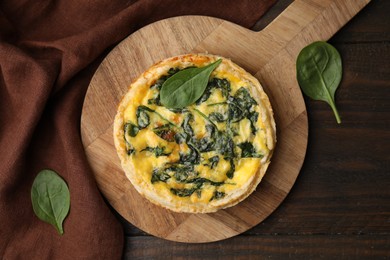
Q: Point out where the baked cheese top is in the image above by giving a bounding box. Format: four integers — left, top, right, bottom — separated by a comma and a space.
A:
114, 54, 276, 213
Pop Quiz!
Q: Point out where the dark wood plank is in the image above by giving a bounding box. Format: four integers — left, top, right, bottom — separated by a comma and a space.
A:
252, 0, 390, 43
120, 0, 390, 257
330, 0, 390, 43
248, 0, 390, 237
121, 16, 390, 239
245, 41, 390, 235
123, 235, 390, 259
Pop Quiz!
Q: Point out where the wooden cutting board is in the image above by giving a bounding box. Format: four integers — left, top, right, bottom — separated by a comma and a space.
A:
81, 0, 370, 243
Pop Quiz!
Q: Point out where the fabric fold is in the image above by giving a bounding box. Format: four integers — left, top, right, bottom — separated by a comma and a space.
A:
0, 0, 276, 258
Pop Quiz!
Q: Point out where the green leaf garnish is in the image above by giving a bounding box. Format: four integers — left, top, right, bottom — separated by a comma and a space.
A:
31, 169, 70, 235
160, 59, 222, 108
296, 41, 342, 123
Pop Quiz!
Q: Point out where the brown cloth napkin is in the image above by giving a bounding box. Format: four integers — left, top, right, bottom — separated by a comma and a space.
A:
0, 0, 276, 258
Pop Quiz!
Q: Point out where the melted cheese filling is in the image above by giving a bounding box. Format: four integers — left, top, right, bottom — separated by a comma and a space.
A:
123, 66, 269, 204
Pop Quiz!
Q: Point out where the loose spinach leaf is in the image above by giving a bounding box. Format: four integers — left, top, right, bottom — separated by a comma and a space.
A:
238, 142, 263, 158
31, 169, 70, 235
160, 59, 222, 108
296, 41, 342, 123
153, 124, 176, 142
141, 146, 171, 157
124, 122, 139, 137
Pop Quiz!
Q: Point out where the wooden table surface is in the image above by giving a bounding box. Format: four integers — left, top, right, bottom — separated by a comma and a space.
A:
116, 0, 390, 258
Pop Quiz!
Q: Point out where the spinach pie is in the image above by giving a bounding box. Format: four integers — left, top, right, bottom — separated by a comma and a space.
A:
114, 54, 276, 213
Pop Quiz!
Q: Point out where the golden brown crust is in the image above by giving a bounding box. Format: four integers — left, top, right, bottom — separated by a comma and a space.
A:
113, 54, 276, 213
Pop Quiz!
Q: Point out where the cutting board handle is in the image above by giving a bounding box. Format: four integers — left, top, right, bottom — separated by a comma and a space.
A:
81, 0, 372, 243
194, 0, 371, 72
259, 0, 371, 54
